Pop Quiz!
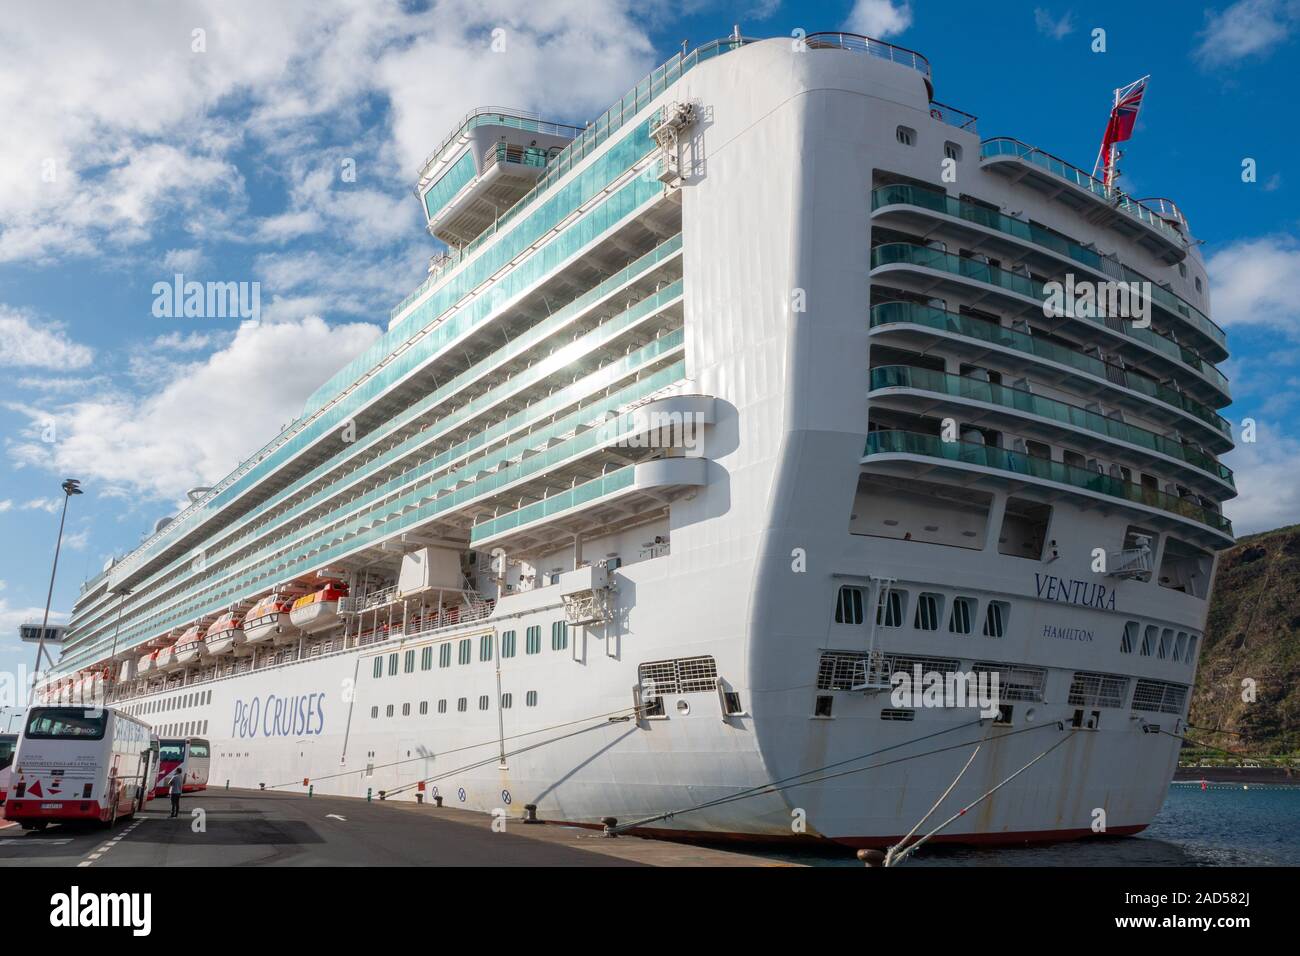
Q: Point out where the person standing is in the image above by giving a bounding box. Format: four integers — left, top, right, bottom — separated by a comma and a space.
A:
168, 771, 183, 818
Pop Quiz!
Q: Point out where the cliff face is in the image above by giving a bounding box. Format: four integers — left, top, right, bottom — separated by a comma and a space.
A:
1189, 524, 1300, 755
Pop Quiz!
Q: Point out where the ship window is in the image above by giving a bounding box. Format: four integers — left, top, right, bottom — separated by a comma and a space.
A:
478, 695, 490, 711
1158, 628, 1173, 660
388, 653, 398, 676
437, 699, 447, 714
896, 125, 916, 146
526, 691, 538, 707
386, 705, 394, 718
914, 593, 941, 631
551, 621, 568, 651
501, 693, 513, 709
402, 703, 411, 717
876, 589, 904, 628
814, 695, 834, 717
419, 701, 428, 715
983, 601, 1008, 638
1141, 625, 1157, 656
458, 639, 471, 665
439, 643, 451, 668
949, 597, 975, 635
1121, 621, 1138, 654
834, 586, 865, 625
1195, 276, 1203, 294
526, 626, 541, 655
480, 635, 493, 661
404, 650, 415, 673
1184, 635, 1198, 663
457, 698, 467, 712
1174, 632, 1187, 660
944, 141, 962, 162
421, 646, 433, 670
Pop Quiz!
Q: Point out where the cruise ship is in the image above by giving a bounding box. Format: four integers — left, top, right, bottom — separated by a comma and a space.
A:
35, 32, 1235, 846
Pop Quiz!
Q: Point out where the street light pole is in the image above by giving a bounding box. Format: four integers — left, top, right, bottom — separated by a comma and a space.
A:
105, 586, 132, 705
28, 478, 83, 706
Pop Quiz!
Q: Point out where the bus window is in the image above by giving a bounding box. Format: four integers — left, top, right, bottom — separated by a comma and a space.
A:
25, 708, 107, 740
159, 740, 186, 763
189, 740, 210, 759
0, 734, 16, 770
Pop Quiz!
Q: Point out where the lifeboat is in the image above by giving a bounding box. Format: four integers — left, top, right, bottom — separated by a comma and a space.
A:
289, 585, 347, 635
243, 594, 296, 646
205, 611, 246, 656
155, 640, 179, 672
138, 648, 158, 675
174, 623, 210, 665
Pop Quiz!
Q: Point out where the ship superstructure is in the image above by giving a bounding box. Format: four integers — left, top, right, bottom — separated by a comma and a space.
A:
39, 33, 1233, 845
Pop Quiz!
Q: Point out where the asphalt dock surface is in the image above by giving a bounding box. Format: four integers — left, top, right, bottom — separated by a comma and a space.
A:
0, 789, 788, 867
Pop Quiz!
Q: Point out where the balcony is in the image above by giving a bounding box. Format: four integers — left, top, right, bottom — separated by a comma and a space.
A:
869, 243, 1230, 407
868, 303, 1233, 450
862, 429, 1233, 546
979, 138, 1189, 264
468, 456, 708, 554
870, 184, 1227, 360
868, 365, 1235, 496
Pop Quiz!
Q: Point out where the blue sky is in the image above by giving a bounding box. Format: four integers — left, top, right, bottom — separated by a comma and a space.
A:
1, 0, 1297, 711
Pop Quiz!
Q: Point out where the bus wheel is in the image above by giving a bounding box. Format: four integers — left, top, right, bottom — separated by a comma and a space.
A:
21, 821, 48, 831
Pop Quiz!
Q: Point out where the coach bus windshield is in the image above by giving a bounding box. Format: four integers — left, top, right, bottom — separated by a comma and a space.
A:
24, 707, 107, 740
159, 740, 186, 763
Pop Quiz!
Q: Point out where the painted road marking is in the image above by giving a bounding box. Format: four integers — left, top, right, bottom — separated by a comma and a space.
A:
326, 814, 347, 821
0, 838, 74, 846
78, 817, 146, 868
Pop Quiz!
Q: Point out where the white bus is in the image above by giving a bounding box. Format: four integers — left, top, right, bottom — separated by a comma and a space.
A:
2, 706, 153, 831
154, 736, 210, 796
0, 733, 17, 807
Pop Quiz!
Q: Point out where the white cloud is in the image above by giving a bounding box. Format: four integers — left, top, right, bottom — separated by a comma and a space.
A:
1224, 423, 1300, 534
0, 500, 11, 513
1034, 7, 1075, 39
0, 308, 94, 369
845, 0, 913, 38
0, 0, 660, 265
1193, 0, 1300, 66
1204, 233, 1300, 335
162, 248, 208, 273
7, 317, 382, 503
23, 499, 61, 514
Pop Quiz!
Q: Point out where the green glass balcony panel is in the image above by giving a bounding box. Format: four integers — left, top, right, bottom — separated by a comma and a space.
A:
864, 429, 1233, 536
469, 467, 637, 543
869, 244, 1230, 396
89, 356, 688, 656
422, 151, 477, 220
868, 365, 1234, 487
868, 303, 1232, 439
871, 184, 1225, 354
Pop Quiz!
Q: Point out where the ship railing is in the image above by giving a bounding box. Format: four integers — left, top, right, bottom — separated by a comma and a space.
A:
849, 650, 894, 692
1106, 546, 1154, 579
927, 101, 978, 132
804, 32, 932, 81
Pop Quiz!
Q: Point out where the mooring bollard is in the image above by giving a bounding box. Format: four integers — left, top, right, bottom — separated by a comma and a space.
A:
523, 803, 539, 824
225, 779, 230, 790
857, 849, 886, 868
416, 793, 423, 804
433, 795, 443, 808
601, 816, 618, 838
259, 782, 266, 791
378, 790, 386, 801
